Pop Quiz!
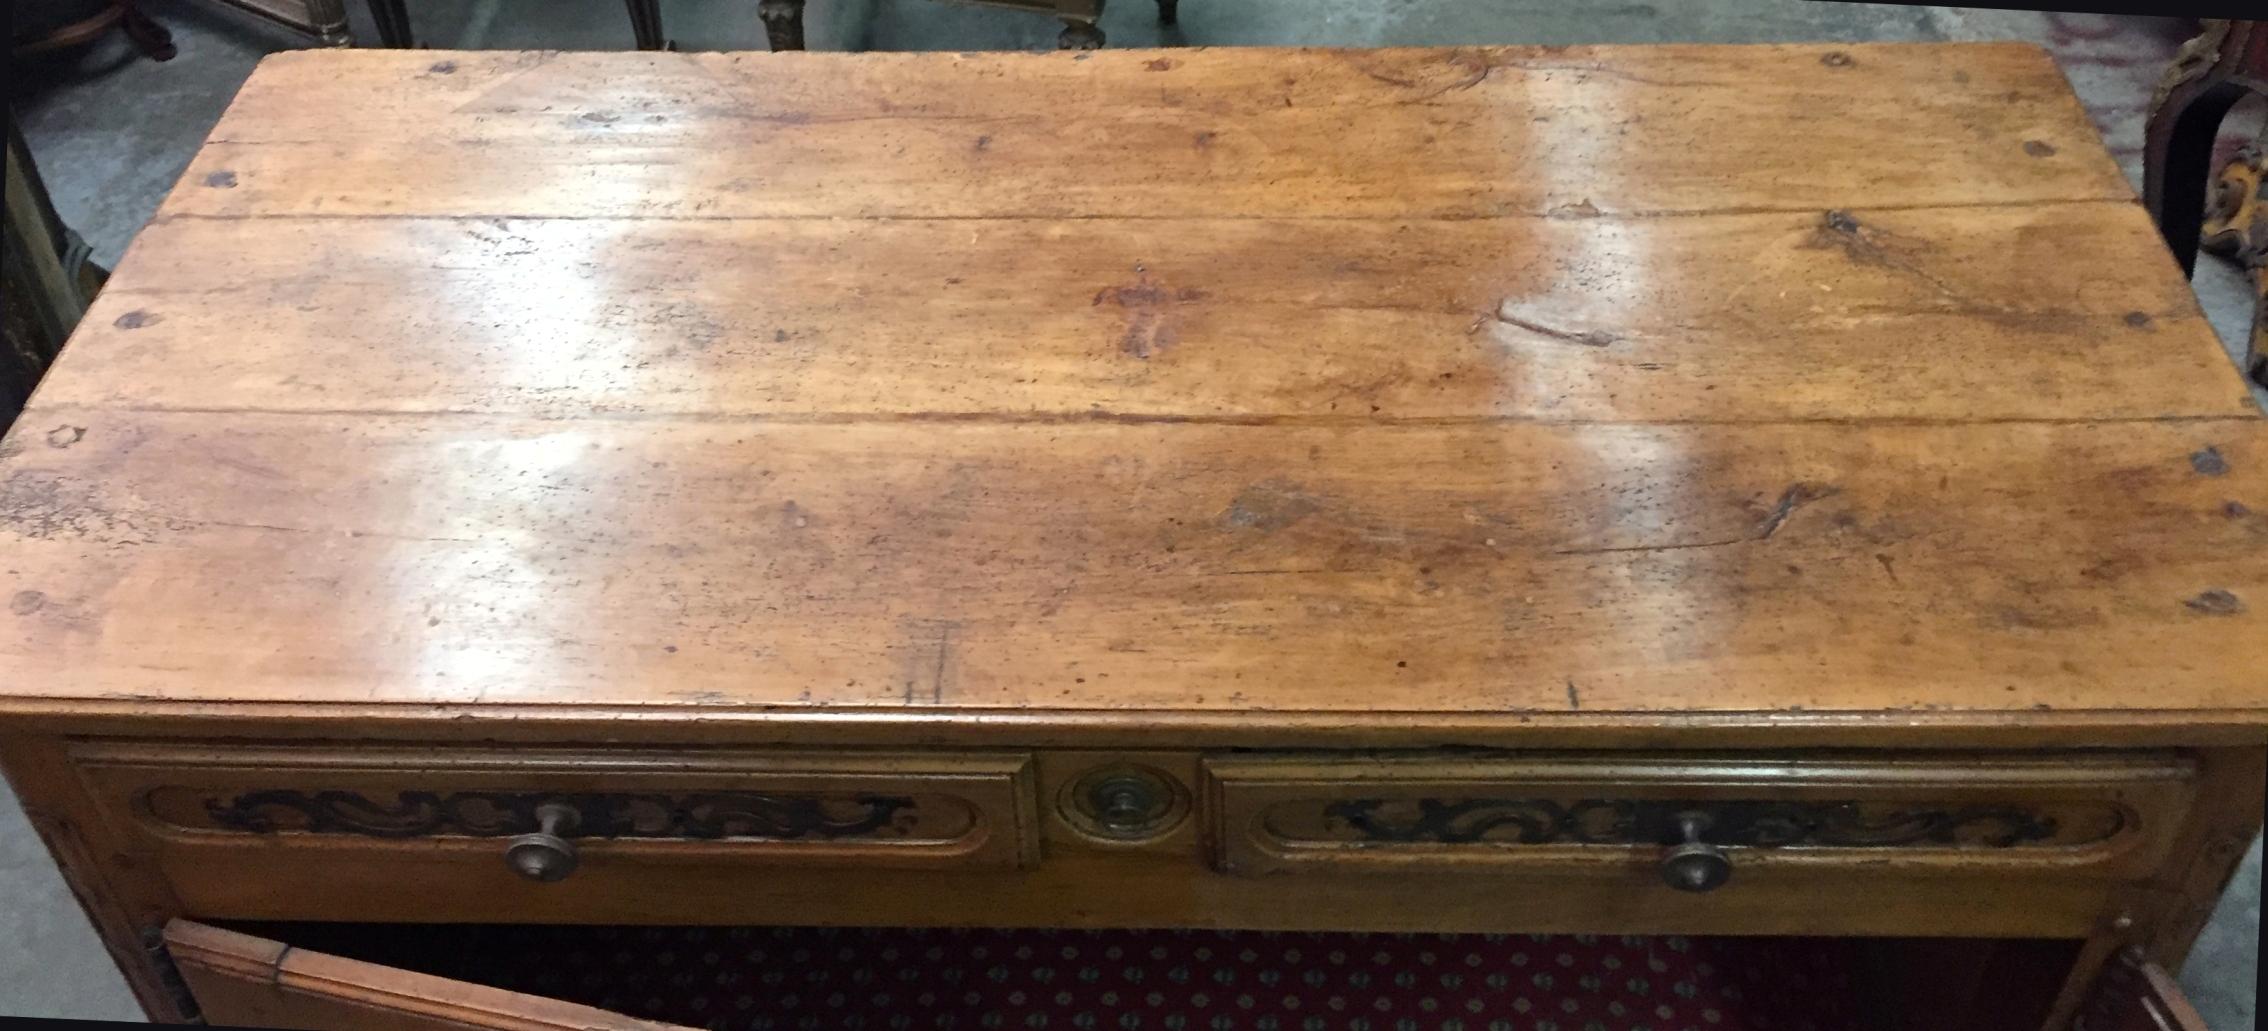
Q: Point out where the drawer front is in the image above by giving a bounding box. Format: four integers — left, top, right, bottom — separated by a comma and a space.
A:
70, 742, 1040, 877
1203, 753, 2196, 883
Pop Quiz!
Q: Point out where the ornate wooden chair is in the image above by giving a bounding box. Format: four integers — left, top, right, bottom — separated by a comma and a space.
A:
2144, 19, 2266, 388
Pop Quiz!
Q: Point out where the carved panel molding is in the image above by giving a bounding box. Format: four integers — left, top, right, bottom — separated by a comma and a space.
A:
179, 789, 927, 842
1309, 797, 2109, 850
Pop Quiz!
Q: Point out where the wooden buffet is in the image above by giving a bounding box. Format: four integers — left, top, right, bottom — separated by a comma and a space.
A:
1, 43, 2263, 1031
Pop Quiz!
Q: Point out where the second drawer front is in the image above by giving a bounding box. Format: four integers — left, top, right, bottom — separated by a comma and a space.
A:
71, 742, 1040, 874
1203, 753, 2196, 882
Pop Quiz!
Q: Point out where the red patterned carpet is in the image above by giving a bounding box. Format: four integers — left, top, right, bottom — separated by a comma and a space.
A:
271, 924, 1864, 1031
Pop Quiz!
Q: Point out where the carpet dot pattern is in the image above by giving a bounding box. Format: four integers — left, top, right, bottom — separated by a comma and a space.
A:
296, 925, 1862, 1031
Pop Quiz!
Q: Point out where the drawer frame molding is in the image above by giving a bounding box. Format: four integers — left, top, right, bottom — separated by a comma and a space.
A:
67, 741, 1043, 872
1204, 753, 2199, 879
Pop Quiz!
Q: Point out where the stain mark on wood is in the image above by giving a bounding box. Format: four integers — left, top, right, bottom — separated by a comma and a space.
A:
203, 171, 238, 189
112, 310, 161, 330
2022, 140, 2058, 158
1093, 269, 1205, 360
8, 590, 45, 615
44, 426, 84, 449
2183, 589, 2245, 616
2190, 447, 2229, 476
1222, 481, 1323, 532
2226, 500, 2268, 538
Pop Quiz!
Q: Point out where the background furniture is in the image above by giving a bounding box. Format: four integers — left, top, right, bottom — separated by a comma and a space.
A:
2198, 130, 2266, 389
760, 0, 1178, 49
10, 0, 175, 61
361, 0, 666, 49
1, 117, 104, 425
2145, 20, 2265, 279
203, 0, 350, 46
2145, 18, 2267, 395
2, 44, 2262, 1031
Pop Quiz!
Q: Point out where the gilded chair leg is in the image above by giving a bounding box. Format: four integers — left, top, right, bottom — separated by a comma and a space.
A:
625, 0, 665, 50
363, 0, 413, 47
1156, 0, 1176, 25
758, 0, 805, 51
1058, 17, 1103, 49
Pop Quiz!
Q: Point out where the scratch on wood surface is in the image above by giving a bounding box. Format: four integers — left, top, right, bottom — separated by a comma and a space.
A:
1556, 482, 1839, 556
1756, 482, 1839, 540
1477, 301, 1618, 347
930, 623, 954, 704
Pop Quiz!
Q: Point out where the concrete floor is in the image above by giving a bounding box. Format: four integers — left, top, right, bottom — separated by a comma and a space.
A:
3, 0, 2262, 1026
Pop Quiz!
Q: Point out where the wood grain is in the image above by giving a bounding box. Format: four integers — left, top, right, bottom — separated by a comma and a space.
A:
48, 203, 2250, 423
3, 43, 2256, 1030
4, 408, 2262, 718
163, 45, 2128, 221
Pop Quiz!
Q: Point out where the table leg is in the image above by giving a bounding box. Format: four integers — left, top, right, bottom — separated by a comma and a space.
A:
363, 0, 413, 47
625, 0, 665, 50
758, 0, 805, 51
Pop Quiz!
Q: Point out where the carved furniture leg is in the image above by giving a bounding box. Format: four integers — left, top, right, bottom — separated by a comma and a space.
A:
1156, 0, 1175, 25
625, 0, 665, 50
363, 0, 414, 47
758, 0, 805, 51
2144, 20, 2265, 278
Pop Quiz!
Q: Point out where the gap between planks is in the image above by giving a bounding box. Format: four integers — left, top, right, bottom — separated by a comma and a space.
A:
12, 402, 2263, 430
143, 195, 2148, 226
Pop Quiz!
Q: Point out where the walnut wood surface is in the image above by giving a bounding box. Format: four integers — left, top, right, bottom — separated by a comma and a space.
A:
2, 44, 2264, 734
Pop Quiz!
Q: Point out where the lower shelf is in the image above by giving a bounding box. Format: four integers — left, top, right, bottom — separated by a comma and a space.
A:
216, 922, 2075, 1031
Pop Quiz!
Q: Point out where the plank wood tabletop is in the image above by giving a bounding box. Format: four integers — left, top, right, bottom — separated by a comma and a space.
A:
2, 43, 2263, 741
